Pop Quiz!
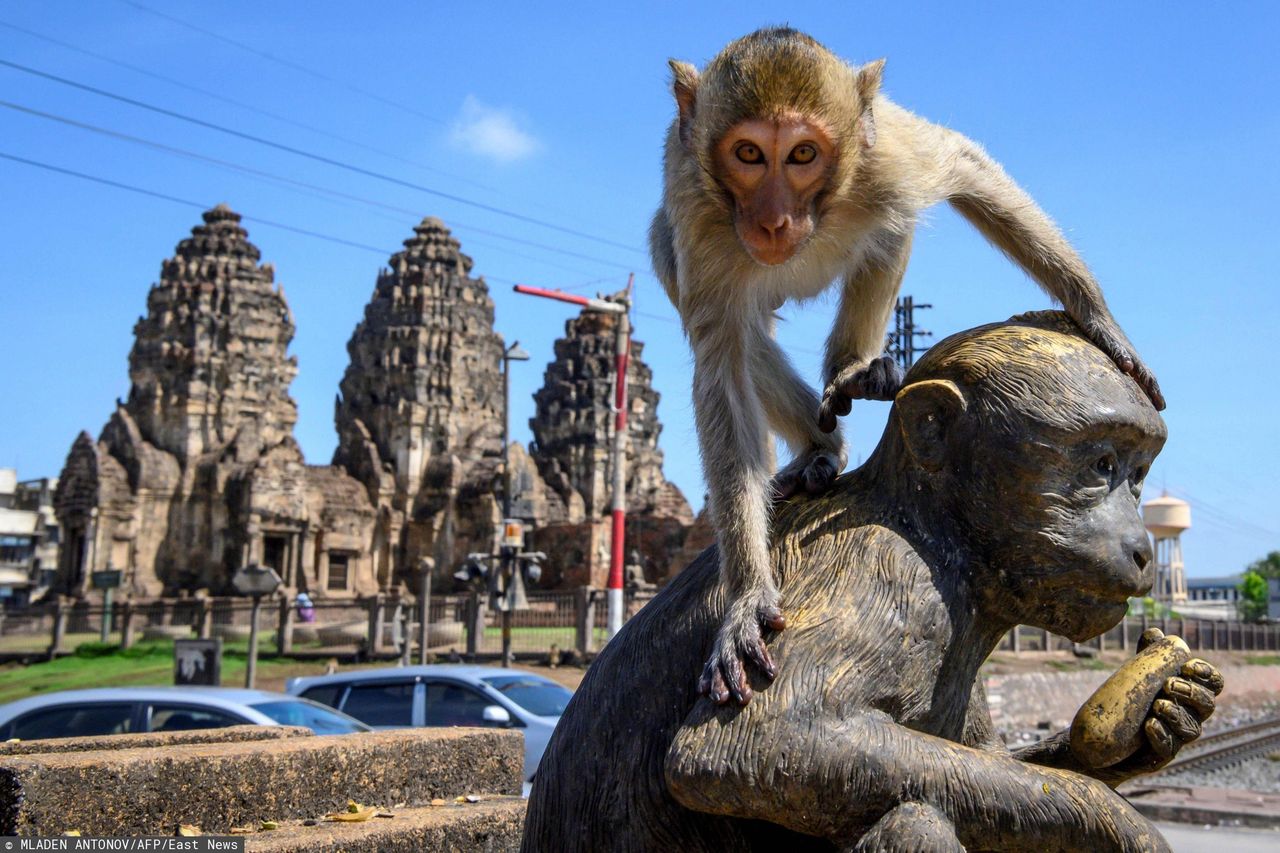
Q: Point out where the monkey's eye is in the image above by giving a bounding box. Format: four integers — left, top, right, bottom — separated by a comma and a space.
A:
1092, 455, 1117, 480
734, 143, 764, 165
1132, 464, 1149, 484
788, 143, 818, 165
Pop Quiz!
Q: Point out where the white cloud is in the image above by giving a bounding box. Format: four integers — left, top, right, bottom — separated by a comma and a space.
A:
448, 95, 540, 164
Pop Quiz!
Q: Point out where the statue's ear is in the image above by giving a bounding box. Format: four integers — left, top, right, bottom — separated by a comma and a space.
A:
669, 59, 700, 149
894, 379, 967, 471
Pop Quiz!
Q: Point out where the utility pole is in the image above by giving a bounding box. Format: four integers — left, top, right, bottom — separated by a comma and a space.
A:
514, 275, 633, 640
886, 295, 933, 371
499, 342, 530, 668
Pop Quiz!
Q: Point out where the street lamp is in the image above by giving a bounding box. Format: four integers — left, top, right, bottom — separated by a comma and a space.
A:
514, 276, 633, 639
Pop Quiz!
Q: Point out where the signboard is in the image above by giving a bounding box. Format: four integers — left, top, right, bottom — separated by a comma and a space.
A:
91, 569, 123, 590
1269, 578, 1280, 621
231, 564, 283, 597
501, 519, 524, 549
174, 638, 222, 686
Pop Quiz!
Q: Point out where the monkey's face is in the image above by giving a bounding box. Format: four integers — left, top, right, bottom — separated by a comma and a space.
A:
713, 116, 835, 266
964, 417, 1165, 641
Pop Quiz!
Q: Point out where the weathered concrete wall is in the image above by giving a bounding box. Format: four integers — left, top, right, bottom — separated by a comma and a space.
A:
0, 728, 522, 836
0, 725, 310, 756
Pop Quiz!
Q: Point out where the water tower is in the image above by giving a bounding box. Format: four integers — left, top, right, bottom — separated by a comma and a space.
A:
1143, 494, 1190, 604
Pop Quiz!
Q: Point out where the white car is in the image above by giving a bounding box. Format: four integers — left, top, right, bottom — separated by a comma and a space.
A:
286, 665, 571, 783
0, 687, 371, 739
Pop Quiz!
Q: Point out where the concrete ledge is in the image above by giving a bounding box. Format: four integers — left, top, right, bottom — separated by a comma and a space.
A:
0, 728, 523, 836
0, 725, 312, 756
1124, 784, 1280, 830
246, 798, 526, 852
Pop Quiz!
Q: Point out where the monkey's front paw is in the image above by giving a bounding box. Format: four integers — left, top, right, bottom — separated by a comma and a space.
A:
818, 355, 904, 433
773, 447, 842, 500
699, 605, 786, 705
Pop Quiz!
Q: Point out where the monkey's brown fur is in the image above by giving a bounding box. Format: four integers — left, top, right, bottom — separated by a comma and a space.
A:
650, 27, 1165, 705
523, 313, 1213, 852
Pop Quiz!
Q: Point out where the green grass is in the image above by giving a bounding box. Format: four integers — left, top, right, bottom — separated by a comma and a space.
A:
1243, 654, 1280, 666
0, 640, 333, 706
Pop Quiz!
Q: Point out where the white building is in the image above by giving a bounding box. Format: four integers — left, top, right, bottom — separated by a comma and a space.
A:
0, 469, 60, 606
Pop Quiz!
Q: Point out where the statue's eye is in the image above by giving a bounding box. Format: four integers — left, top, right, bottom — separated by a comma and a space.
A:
788, 143, 817, 165
1093, 455, 1117, 479
734, 143, 764, 165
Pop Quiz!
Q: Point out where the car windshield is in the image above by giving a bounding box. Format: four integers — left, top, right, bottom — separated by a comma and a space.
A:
481, 675, 572, 717
250, 700, 371, 735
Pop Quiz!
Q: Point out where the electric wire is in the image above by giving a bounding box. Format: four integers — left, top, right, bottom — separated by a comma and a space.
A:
0, 18, 495, 192
0, 98, 633, 274
0, 58, 644, 255
0, 149, 570, 289
119, 0, 448, 126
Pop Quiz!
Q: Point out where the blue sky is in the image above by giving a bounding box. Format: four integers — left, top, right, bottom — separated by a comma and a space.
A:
2, 2, 1277, 578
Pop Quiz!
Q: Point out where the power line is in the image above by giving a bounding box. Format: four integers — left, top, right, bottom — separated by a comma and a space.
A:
0, 150, 588, 292
0, 98, 633, 273
119, 0, 449, 126
0, 18, 494, 192
0, 58, 644, 255
0, 150, 396, 256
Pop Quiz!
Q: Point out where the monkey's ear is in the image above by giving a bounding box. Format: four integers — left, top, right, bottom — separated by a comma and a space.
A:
669, 59, 700, 149
894, 379, 967, 472
856, 59, 885, 148
856, 59, 886, 102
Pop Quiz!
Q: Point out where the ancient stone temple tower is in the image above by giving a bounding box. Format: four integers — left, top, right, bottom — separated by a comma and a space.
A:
526, 299, 693, 586
334, 217, 506, 585
55, 206, 376, 597
127, 204, 298, 460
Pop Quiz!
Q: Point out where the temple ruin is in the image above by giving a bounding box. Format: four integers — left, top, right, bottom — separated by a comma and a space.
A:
54, 208, 695, 599
54, 206, 376, 598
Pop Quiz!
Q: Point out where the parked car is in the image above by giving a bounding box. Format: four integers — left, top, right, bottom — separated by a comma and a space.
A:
286, 665, 572, 782
0, 687, 372, 740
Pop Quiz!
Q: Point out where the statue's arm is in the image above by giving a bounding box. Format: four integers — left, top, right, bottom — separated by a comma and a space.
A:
665, 708, 1167, 852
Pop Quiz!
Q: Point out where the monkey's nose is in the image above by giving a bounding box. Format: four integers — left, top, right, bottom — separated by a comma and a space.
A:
758, 214, 791, 239
1129, 538, 1152, 571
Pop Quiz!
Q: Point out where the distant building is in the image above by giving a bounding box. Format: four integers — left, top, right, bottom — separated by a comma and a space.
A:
1185, 574, 1241, 603
0, 469, 60, 606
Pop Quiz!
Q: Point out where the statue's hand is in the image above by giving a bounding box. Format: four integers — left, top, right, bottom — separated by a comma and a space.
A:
1071, 628, 1223, 783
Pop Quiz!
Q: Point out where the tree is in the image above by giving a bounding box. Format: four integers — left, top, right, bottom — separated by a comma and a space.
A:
1247, 551, 1280, 580
1237, 570, 1269, 622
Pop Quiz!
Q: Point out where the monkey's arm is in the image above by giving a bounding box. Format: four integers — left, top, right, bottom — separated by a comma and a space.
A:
817, 232, 913, 433
1015, 653, 1223, 787
648, 207, 680, 307
666, 710, 1169, 852
928, 124, 1164, 410
687, 314, 786, 703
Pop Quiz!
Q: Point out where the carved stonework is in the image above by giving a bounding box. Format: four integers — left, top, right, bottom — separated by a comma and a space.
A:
333, 217, 506, 585
529, 297, 692, 524
55, 206, 377, 598
524, 298, 694, 586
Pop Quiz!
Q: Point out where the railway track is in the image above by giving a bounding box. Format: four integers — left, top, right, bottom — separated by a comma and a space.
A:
1156, 716, 1280, 775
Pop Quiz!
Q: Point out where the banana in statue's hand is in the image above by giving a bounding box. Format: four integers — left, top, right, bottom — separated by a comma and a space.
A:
1070, 628, 1223, 770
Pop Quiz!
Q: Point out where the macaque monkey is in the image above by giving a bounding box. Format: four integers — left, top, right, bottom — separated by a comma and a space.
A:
523, 314, 1212, 852
649, 27, 1164, 704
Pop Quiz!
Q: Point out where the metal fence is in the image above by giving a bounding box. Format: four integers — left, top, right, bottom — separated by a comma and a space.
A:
3, 594, 1278, 662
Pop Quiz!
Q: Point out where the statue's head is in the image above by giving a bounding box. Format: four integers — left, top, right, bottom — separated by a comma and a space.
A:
890, 311, 1166, 639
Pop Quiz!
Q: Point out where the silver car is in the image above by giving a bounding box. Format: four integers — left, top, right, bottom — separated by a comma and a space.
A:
286, 665, 571, 782
0, 687, 371, 739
